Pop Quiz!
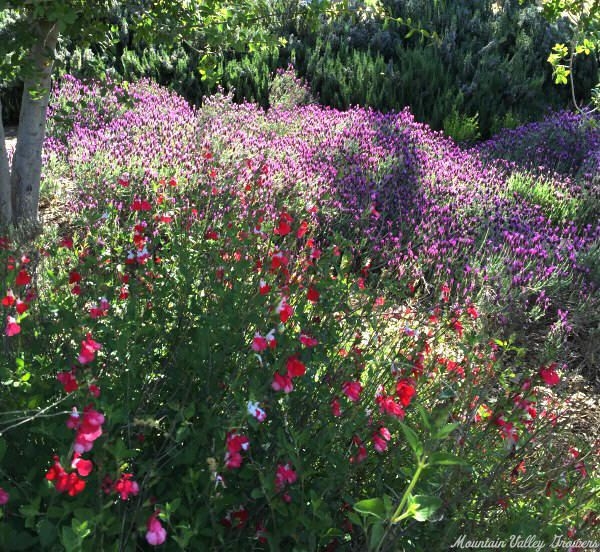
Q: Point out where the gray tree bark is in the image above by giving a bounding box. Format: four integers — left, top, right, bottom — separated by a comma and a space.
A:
11, 19, 59, 225
0, 100, 12, 226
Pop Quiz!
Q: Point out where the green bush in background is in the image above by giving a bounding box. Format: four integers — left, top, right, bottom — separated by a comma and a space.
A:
2, 0, 598, 139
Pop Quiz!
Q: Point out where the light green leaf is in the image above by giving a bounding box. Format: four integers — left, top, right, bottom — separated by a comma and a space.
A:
411, 495, 443, 521
354, 498, 385, 519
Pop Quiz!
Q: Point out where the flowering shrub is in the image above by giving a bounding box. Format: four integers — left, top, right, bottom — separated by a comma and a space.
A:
0, 76, 598, 550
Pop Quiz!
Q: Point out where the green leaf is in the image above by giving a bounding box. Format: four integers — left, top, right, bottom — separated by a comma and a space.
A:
354, 498, 385, 519
411, 495, 443, 522
415, 404, 432, 431
61, 527, 80, 552
432, 423, 459, 440
369, 521, 386, 551
0, 438, 6, 463
399, 422, 423, 456
428, 452, 468, 466
38, 519, 58, 547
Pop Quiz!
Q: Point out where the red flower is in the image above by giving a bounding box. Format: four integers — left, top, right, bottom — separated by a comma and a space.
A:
395, 379, 416, 407
59, 236, 74, 249
276, 298, 294, 323
46, 457, 86, 496
15, 269, 31, 286
307, 286, 320, 303
274, 211, 293, 237
114, 473, 140, 500
259, 279, 271, 295
252, 333, 268, 352
286, 356, 306, 378
131, 198, 152, 211
467, 305, 479, 319
57, 370, 78, 393
225, 431, 250, 469
376, 395, 405, 419
296, 220, 308, 238
71, 454, 93, 477
1, 290, 15, 307
539, 364, 560, 386
350, 436, 367, 464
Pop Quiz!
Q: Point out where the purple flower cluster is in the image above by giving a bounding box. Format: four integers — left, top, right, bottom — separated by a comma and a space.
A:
43, 77, 599, 351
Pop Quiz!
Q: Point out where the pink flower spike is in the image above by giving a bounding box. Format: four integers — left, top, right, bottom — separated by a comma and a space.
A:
0, 487, 9, 505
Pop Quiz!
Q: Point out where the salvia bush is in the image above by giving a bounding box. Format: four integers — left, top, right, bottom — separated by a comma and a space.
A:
0, 76, 598, 550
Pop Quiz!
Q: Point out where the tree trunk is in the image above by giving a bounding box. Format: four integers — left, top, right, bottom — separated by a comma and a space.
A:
11, 20, 59, 226
0, 100, 12, 226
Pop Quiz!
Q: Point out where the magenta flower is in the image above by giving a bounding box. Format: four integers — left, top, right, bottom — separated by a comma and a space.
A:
342, 381, 363, 402
78, 333, 102, 364
145, 511, 167, 546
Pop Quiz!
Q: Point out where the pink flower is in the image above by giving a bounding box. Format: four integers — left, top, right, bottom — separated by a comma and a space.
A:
89, 298, 110, 319
0, 487, 9, 505
373, 427, 391, 453
252, 333, 268, 352
331, 397, 342, 417
342, 381, 363, 402
78, 333, 102, 364
145, 511, 167, 546
72, 406, 105, 454
275, 463, 297, 491
271, 372, 293, 393
5, 316, 20, 337
299, 333, 318, 347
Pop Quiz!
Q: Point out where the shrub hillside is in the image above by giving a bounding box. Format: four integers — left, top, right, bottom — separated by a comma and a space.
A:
0, 75, 598, 550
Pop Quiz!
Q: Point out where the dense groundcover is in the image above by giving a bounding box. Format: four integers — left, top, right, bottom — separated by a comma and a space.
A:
0, 75, 599, 551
